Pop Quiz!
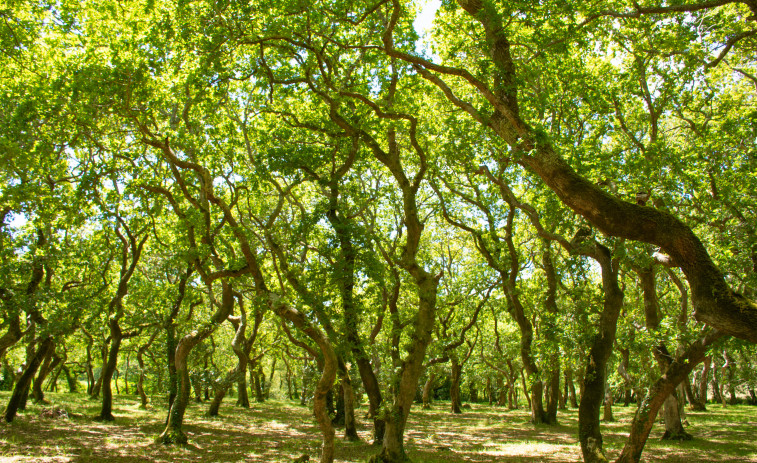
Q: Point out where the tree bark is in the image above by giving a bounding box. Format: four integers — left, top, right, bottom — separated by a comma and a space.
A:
577, 243, 624, 463
158, 282, 235, 444
97, 319, 123, 421
661, 389, 692, 440
98, 225, 147, 421
567, 367, 579, 408
31, 347, 56, 403
450, 357, 463, 414
698, 357, 711, 408
422, 371, 436, 409
340, 365, 360, 441
603, 388, 614, 422
62, 365, 78, 393
4, 336, 53, 422
615, 329, 724, 463
137, 330, 159, 409
369, 274, 439, 463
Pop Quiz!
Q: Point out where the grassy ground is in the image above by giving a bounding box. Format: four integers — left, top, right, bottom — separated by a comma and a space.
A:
0, 392, 755, 462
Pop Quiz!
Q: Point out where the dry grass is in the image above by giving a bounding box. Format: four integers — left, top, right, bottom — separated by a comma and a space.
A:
1, 392, 756, 462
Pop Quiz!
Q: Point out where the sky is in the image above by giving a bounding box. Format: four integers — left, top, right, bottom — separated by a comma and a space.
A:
414, 0, 441, 37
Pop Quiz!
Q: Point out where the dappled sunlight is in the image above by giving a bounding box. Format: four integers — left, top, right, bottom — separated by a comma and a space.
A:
1, 393, 756, 462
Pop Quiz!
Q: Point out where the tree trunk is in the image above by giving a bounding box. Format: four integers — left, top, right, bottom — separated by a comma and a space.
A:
4, 336, 54, 422
450, 358, 462, 414
137, 330, 159, 409
568, 367, 578, 408
208, 369, 243, 417
542, 242, 561, 425
341, 366, 360, 441
91, 341, 108, 399
603, 388, 614, 422
661, 390, 692, 440
369, 274, 440, 463
685, 374, 705, 411
97, 319, 123, 421
325, 160, 385, 445
578, 244, 624, 463
32, 347, 56, 403
615, 329, 723, 463
159, 282, 235, 444
698, 357, 711, 407
253, 370, 264, 402
546, 366, 560, 423
422, 371, 436, 409
62, 365, 78, 393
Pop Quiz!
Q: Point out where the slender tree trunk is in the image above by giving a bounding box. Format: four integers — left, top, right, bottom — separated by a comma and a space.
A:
568, 367, 579, 408
369, 274, 440, 463
123, 353, 130, 395
254, 370, 264, 402
84, 339, 95, 395
208, 369, 243, 417
685, 373, 706, 411
542, 242, 561, 424
91, 342, 108, 400
520, 367, 531, 410
450, 358, 462, 414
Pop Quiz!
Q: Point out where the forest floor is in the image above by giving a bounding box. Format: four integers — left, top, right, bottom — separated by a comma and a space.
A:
0, 392, 755, 462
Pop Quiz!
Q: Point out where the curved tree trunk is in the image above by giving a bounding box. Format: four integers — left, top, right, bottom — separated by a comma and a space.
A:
542, 242, 561, 424
0, 314, 23, 365
98, 224, 147, 421
661, 390, 692, 440
208, 368, 244, 416
268, 295, 338, 463
90, 341, 108, 400
615, 329, 724, 463
603, 388, 614, 422
4, 336, 53, 422
577, 243, 624, 463
636, 264, 692, 439
567, 367, 578, 408
62, 365, 78, 393
159, 282, 235, 444
326, 179, 385, 445
369, 274, 439, 463
32, 347, 56, 403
